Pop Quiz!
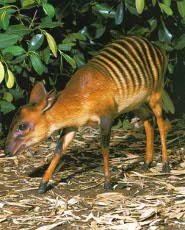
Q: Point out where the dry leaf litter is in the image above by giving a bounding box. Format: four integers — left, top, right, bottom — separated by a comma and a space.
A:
0, 117, 185, 229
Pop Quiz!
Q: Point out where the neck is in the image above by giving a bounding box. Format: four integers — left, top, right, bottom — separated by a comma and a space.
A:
44, 90, 82, 135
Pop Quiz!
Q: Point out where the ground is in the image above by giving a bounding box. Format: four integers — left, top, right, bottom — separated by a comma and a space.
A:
0, 116, 185, 230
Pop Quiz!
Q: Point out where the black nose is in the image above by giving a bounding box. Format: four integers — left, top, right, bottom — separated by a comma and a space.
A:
4, 143, 12, 156
4, 147, 11, 156
4, 151, 11, 156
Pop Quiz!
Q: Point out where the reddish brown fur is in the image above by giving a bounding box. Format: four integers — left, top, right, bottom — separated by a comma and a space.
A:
5, 37, 171, 193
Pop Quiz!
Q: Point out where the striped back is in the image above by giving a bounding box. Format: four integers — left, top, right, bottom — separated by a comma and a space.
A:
88, 36, 167, 97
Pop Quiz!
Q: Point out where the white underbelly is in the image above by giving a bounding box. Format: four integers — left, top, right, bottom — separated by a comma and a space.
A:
117, 90, 150, 113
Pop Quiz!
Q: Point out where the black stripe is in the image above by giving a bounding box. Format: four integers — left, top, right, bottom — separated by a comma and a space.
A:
116, 39, 148, 86
111, 42, 143, 88
95, 53, 129, 89
89, 36, 166, 93
99, 49, 135, 89
154, 46, 165, 77
153, 47, 163, 82
132, 37, 155, 87
145, 39, 160, 78
126, 37, 153, 84
91, 56, 127, 90
87, 60, 112, 80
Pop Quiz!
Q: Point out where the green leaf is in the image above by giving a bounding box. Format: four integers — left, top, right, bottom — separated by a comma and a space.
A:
3, 53, 14, 61
162, 89, 175, 114
41, 46, 50, 64
122, 119, 134, 130
93, 3, 115, 18
115, 1, 124, 25
62, 33, 86, 44
22, 0, 36, 8
135, 0, 145, 14
2, 46, 25, 56
60, 55, 63, 71
62, 53, 76, 69
125, 2, 139, 16
94, 24, 106, 39
6, 8, 16, 14
42, 2, 55, 18
40, 46, 50, 64
79, 3, 89, 14
0, 61, 5, 84
0, 34, 20, 48
63, 34, 76, 43
73, 33, 86, 41
148, 18, 157, 31
6, 69, 15, 89
14, 65, 22, 74
7, 25, 32, 36
73, 51, 86, 67
162, 0, 171, 6
125, 0, 135, 7
159, 3, 173, 16
3, 92, 13, 102
10, 55, 26, 64
44, 31, 57, 57
174, 34, 185, 50
177, 0, 185, 18
153, 41, 173, 51
81, 24, 106, 40
152, 0, 157, 6
41, 15, 52, 23
112, 119, 122, 129
9, 88, 24, 100
168, 63, 174, 74
128, 26, 149, 35
58, 43, 74, 51
38, 21, 63, 29
0, 9, 10, 30
30, 53, 45, 75
29, 34, 44, 51
0, 100, 15, 115
2, 0, 16, 3
158, 19, 172, 42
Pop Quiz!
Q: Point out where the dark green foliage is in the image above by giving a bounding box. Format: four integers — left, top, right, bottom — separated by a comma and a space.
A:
0, 0, 184, 118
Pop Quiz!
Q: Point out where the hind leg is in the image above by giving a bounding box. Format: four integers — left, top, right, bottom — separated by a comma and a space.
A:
134, 104, 155, 171
143, 119, 155, 169
149, 92, 170, 173
100, 116, 112, 189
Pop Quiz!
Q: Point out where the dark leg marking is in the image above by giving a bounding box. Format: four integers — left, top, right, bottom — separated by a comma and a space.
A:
100, 116, 112, 190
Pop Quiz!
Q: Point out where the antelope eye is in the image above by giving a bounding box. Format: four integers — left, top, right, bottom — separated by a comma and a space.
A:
18, 123, 28, 131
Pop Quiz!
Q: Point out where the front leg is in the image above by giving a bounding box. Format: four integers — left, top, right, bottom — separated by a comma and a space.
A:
38, 127, 76, 194
100, 116, 112, 189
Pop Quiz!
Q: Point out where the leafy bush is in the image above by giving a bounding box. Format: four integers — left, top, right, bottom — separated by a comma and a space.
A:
0, 0, 185, 126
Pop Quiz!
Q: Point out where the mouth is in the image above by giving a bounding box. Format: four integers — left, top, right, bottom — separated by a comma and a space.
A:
5, 144, 27, 156
15, 144, 27, 155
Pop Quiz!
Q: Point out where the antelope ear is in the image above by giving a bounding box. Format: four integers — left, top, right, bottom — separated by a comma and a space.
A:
42, 90, 57, 112
29, 83, 47, 104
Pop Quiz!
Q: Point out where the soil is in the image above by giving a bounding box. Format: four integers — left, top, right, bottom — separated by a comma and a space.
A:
0, 117, 185, 230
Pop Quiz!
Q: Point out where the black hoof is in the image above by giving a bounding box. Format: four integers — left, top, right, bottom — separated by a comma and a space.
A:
162, 162, 170, 173
104, 181, 112, 189
140, 163, 152, 172
38, 181, 48, 194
